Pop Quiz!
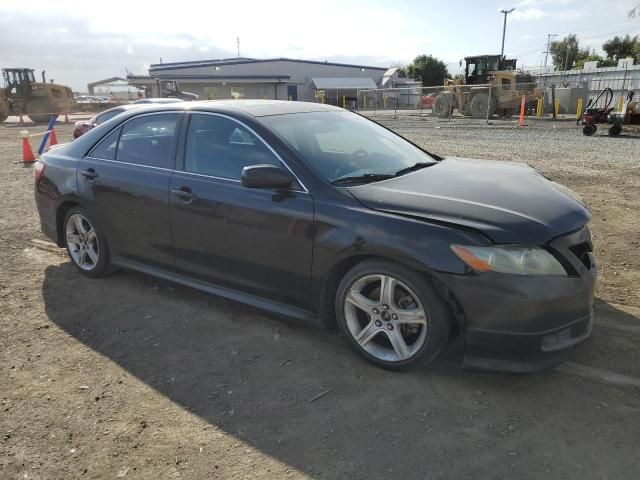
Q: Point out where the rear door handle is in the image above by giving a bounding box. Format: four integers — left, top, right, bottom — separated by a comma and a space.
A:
80, 169, 98, 180
171, 188, 197, 201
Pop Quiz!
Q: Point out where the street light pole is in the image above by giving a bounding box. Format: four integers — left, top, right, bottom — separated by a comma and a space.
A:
500, 8, 515, 56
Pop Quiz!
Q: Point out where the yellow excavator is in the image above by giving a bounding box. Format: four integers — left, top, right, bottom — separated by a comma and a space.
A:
0, 68, 74, 123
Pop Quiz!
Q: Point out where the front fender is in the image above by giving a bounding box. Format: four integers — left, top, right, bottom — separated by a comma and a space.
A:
310, 191, 490, 320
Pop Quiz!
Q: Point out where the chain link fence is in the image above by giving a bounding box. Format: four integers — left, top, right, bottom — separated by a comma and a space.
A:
354, 83, 542, 124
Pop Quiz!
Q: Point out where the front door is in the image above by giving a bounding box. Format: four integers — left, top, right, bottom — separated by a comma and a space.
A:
287, 85, 298, 101
77, 112, 182, 269
169, 112, 314, 309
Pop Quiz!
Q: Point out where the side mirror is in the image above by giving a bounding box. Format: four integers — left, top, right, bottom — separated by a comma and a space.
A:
241, 164, 293, 189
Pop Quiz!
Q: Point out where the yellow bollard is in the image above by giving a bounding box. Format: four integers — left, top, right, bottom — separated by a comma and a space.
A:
616, 96, 624, 111
383, 96, 387, 108
576, 98, 583, 120
288, 95, 292, 101
554, 98, 560, 117
536, 98, 543, 117
342, 95, 346, 109
363, 96, 367, 109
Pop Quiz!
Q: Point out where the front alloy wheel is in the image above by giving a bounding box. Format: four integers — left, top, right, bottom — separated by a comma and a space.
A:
345, 274, 428, 362
337, 260, 451, 369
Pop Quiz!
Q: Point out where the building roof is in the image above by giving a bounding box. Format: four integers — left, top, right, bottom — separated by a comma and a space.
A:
149, 57, 388, 73
87, 76, 128, 87
310, 77, 378, 90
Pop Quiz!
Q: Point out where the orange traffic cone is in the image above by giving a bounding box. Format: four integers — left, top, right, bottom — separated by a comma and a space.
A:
21, 130, 35, 165
49, 128, 58, 146
64, 112, 70, 124
519, 95, 526, 127
19, 114, 25, 126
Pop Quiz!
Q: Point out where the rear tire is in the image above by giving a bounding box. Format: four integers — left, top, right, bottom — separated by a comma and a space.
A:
608, 124, 622, 137
26, 98, 58, 124
335, 260, 452, 370
63, 207, 110, 278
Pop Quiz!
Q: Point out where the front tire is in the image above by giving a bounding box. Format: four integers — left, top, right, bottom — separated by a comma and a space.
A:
582, 124, 597, 136
63, 207, 110, 277
432, 93, 453, 118
335, 260, 452, 370
469, 93, 495, 119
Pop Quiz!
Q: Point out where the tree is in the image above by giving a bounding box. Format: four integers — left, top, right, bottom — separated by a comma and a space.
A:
602, 35, 639, 62
549, 34, 589, 70
405, 55, 450, 87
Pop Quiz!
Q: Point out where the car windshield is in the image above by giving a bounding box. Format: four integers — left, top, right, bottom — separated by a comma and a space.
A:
260, 110, 436, 183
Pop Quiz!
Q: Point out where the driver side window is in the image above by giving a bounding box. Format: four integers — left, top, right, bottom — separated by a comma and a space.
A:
184, 114, 282, 180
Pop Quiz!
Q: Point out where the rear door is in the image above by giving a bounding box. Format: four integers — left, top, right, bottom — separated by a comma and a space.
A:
77, 112, 182, 269
169, 112, 314, 309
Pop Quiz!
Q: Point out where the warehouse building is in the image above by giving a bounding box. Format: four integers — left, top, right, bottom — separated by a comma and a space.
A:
127, 57, 390, 104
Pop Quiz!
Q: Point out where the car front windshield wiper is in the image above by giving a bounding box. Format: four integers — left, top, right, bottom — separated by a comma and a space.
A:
394, 162, 436, 177
331, 173, 396, 185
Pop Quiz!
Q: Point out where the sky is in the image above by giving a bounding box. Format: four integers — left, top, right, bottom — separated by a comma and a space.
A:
1, 0, 639, 91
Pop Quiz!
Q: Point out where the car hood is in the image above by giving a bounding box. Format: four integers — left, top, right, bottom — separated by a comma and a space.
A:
347, 157, 591, 245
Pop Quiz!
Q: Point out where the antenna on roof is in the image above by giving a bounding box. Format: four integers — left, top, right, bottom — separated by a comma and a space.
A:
237, 37, 240, 57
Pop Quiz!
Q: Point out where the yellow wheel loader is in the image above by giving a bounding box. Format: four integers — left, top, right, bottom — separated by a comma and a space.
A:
432, 55, 538, 119
2, 68, 74, 123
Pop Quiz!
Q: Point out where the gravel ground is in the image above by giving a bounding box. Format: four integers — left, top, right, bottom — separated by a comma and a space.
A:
1, 119, 639, 480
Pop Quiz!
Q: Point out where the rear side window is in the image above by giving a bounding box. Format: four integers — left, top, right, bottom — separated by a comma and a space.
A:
90, 128, 120, 160
96, 109, 123, 125
184, 113, 281, 180
116, 113, 180, 169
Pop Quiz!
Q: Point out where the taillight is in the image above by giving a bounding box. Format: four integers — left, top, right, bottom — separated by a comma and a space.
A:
34, 161, 46, 183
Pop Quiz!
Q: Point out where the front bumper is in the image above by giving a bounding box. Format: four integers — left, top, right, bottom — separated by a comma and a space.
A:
438, 226, 597, 373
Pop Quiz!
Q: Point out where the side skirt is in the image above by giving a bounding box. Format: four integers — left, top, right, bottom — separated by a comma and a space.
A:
112, 258, 321, 327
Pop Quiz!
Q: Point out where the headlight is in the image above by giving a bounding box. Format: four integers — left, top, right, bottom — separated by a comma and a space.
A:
451, 245, 567, 276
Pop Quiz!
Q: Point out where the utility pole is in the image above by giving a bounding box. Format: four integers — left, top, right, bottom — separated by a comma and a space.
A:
540, 33, 557, 118
543, 33, 558, 69
500, 8, 515, 56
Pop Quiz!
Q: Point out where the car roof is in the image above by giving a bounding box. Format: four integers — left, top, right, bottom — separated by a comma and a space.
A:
133, 98, 185, 104
126, 99, 342, 117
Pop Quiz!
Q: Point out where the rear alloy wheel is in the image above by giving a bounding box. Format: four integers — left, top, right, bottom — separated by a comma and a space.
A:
64, 207, 110, 277
336, 260, 451, 369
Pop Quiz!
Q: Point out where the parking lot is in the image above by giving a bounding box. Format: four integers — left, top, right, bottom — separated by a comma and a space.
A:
1, 119, 639, 479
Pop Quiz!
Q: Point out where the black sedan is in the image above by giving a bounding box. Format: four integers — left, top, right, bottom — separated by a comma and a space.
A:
34, 100, 596, 371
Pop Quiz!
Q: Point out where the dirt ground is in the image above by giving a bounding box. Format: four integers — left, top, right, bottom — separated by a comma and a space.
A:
1, 120, 639, 480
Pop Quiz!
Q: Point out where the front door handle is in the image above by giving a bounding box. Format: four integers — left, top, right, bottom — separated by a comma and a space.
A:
171, 188, 197, 201
80, 169, 98, 180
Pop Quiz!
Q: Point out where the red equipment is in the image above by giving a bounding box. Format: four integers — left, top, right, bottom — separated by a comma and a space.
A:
580, 88, 614, 136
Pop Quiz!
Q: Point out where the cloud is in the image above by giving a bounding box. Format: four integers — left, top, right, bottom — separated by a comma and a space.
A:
512, 7, 548, 21
0, 12, 232, 91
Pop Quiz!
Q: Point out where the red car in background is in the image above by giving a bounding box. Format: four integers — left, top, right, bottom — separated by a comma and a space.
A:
73, 104, 142, 139
421, 93, 438, 109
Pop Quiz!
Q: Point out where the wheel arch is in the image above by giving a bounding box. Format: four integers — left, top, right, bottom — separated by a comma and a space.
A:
317, 253, 465, 344
55, 197, 87, 247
